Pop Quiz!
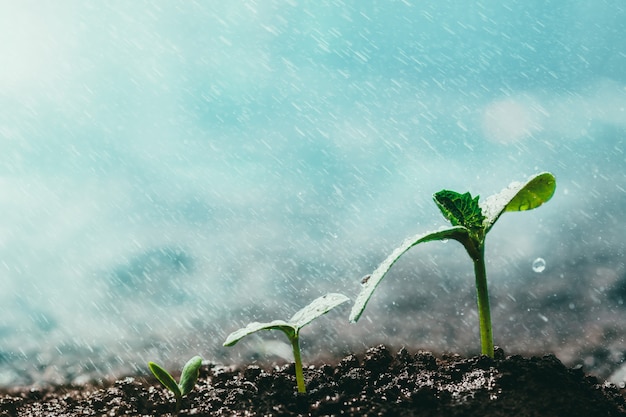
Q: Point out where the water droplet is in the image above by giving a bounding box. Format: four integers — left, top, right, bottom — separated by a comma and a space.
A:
532, 257, 546, 273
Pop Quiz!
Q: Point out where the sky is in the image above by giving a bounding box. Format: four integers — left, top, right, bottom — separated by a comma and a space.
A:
0, 1, 625, 385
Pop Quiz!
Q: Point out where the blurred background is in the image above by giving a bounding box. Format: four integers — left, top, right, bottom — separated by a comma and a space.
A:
0, 0, 624, 387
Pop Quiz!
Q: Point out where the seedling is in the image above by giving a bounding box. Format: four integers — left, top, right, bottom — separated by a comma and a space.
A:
148, 355, 203, 413
223, 293, 349, 393
349, 172, 557, 358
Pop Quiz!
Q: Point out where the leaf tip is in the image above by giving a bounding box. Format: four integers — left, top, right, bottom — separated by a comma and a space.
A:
223, 337, 237, 347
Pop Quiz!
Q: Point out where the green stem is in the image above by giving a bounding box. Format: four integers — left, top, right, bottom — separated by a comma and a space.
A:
290, 334, 306, 393
473, 243, 494, 357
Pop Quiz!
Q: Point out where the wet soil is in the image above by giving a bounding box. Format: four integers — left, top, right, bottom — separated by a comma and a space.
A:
2, 345, 625, 416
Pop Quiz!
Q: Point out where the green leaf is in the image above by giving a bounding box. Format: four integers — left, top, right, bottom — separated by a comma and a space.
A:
289, 293, 350, 329
148, 361, 182, 398
481, 172, 556, 232
223, 320, 296, 346
349, 226, 470, 322
433, 190, 485, 235
179, 355, 203, 396
223, 293, 349, 347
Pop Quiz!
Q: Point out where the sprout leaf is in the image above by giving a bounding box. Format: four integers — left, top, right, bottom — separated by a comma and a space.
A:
481, 172, 556, 232
148, 361, 182, 398
179, 356, 203, 397
433, 190, 485, 234
349, 226, 469, 323
224, 293, 350, 347
290, 293, 350, 329
223, 320, 295, 346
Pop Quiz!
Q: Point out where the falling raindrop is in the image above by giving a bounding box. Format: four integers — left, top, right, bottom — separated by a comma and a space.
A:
532, 258, 546, 273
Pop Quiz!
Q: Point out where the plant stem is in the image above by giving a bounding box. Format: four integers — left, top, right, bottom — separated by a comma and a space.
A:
290, 334, 306, 393
175, 395, 181, 415
472, 243, 494, 357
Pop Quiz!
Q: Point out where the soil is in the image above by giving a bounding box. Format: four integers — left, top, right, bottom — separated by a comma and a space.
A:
1, 345, 625, 417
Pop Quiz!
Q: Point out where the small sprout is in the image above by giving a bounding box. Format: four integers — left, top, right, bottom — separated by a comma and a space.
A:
224, 293, 349, 394
350, 172, 557, 358
148, 355, 203, 413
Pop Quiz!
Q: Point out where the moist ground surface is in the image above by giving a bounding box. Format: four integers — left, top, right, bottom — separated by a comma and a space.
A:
2, 345, 625, 417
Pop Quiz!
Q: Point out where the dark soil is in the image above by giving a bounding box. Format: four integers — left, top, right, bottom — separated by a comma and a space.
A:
1, 345, 625, 417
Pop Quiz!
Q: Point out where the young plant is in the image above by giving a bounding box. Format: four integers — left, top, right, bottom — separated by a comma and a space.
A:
223, 293, 349, 394
148, 355, 203, 413
349, 172, 557, 358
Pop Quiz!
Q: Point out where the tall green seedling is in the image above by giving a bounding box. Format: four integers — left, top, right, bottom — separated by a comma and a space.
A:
224, 293, 349, 393
349, 172, 556, 358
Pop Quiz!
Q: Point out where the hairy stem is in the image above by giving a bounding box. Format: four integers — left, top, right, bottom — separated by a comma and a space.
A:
473, 243, 494, 357
290, 334, 306, 393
